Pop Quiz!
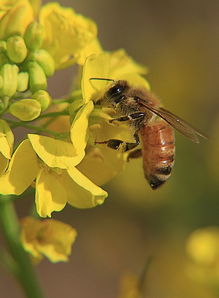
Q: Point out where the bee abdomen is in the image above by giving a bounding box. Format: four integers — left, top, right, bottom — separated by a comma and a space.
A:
140, 120, 175, 189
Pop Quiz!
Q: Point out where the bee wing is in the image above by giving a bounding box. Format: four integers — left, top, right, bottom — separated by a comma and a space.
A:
138, 100, 207, 143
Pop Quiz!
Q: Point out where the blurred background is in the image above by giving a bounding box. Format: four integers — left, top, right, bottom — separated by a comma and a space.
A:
1, 0, 219, 297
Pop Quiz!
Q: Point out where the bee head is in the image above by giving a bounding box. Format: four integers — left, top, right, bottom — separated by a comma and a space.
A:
105, 80, 129, 106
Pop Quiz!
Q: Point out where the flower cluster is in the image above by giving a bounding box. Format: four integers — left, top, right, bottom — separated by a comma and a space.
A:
0, 0, 149, 262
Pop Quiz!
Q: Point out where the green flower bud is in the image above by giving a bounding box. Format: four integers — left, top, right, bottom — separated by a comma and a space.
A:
29, 49, 55, 77
17, 72, 29, 92
0, 41, 7, 52
32, 90, 51, 111
27, 61, 47, 92
9, 99, 41, 121
0, 52, 9, 67
0, 64, 19, 97
6, 35, 28, 63
24, 22, 45, 50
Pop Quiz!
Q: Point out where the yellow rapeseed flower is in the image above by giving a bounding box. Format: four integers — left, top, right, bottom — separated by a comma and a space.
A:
0, 101, 107, 217
39, 2, 101, 69
20, 216, 77, 262
186, 227, 219, 288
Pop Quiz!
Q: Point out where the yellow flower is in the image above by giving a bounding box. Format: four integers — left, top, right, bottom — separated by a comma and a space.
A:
0, 119, 14, 175
71, 50, 149, 185
0, 0, 34, 39
20, 216, 77, 262
186, 227, 219, 288
0, 102, 107, 217
39, 2, 100, 69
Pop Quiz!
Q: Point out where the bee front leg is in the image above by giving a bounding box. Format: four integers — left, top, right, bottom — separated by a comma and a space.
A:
95, 133, 140, 152
127, 149, 142, 161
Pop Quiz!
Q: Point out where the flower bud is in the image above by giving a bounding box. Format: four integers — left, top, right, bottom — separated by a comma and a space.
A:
29, 49, 55, 77
0, 64, 19, 97
32, 90, 51, 111
0, 41, 7, 52
24, 22, 45, 50
9, 99, 41, 121
0, 52, 9, 67
26, 61, 47, 92
6, 35, 28, 63
17, 72, 29, 92
0, 2, 34, 39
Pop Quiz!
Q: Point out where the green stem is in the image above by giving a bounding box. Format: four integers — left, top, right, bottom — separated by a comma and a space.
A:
0, 196, 44, 298
5, 119, 68, 138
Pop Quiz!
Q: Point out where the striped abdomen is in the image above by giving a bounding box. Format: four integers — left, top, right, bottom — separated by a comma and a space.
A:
140, 119, 175, 189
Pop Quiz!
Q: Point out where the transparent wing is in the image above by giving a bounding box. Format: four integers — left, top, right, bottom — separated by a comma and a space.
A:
138, 100, 207, 143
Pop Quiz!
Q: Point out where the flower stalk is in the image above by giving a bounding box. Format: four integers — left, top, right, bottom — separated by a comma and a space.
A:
0, 196, 44, 298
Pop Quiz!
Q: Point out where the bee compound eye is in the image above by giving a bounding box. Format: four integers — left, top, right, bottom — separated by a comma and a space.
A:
107, 85, 124, 98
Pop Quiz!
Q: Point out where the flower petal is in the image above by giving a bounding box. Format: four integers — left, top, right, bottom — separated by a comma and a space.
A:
21, 216, 77, 262
77, 146, 125, 186
0, 152, 8, 175
70, 100, 94, 164
62, 167, 108, 208
0, 119, 14, 158
39, 3, 97, 69
35, 168, 67, 217
0, 139, 40, 195
81, 53, 111, 103
28, 134, 80, 168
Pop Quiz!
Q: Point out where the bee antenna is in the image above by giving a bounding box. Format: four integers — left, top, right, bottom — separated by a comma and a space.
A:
89, 77, 115, 82
89, 78, 115, 91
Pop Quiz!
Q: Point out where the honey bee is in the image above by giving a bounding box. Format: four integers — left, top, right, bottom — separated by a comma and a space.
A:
91, 78, 206, 189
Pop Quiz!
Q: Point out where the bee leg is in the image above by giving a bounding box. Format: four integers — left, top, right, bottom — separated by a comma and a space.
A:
109, 112, 145, 124
129, 112, 145, 120
95, 133, 140, 152
95, 139, 124, 149
109, 116, 130, 123
124, 133, 140, 151
127, 149, 142, 161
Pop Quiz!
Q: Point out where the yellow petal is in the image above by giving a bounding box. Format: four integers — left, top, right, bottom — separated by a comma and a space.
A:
75, 38, 103, 65
0, 136, 10, 159
0, 119, 13, 157
39, 3, 97, 69
35, 168, 67, 217
186, 227, 219, 265
20, 216, 43, 260
0, 152, 8, 175
90, 116, 135, 144
0, 0, 34, 39
28, 134, 80, 168
21, 216, 77, 263
28, 0, 42, 17
70, 101, 94, 164
77, 146, 125, 186
81, 53, 111, 103
65, 167, 108, 208
0, 139, 40, 195
110, 49, 147, 77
